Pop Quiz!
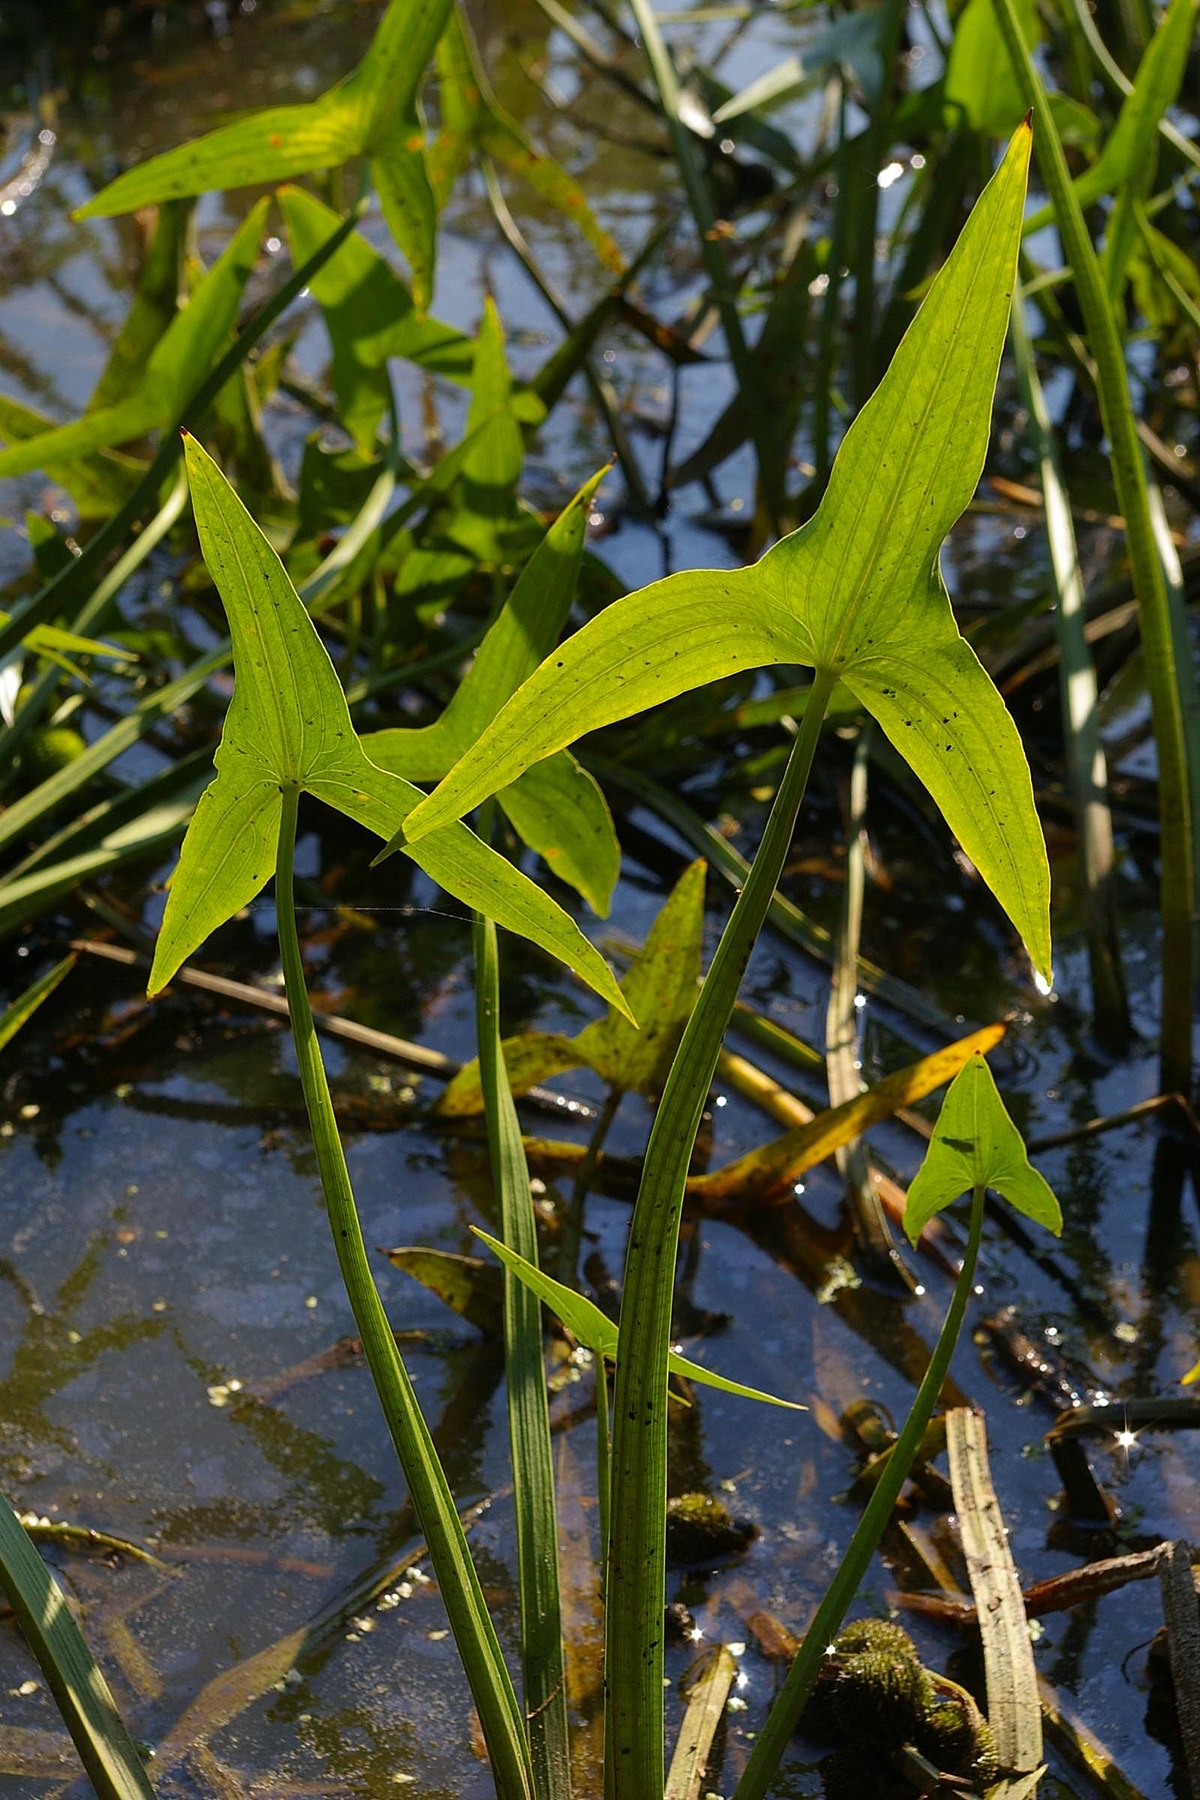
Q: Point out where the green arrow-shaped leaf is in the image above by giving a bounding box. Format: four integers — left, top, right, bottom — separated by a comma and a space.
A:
75, 0, 452, 221
394, 126, 1050, 979
438, 858, 706, 1113
473, 1229, 803, 1410
148, 433, 629, 1022
903, 1052, 1062, 1244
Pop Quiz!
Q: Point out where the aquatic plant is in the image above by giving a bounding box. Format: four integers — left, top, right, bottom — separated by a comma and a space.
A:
0, 0, 1193, 1790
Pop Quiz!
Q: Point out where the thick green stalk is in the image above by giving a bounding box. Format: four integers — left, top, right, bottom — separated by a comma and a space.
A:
274, 788, 534, 1800
474, 909, 573, 1800
994, 0, 1195, 1092
734, 1183, 987, 1799
604, 669, 836, 1796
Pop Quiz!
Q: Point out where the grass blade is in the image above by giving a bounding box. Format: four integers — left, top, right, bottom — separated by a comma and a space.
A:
824, 729, 905, 1278
474, 911, 572, 1800
0, 955, 74, 1051
0, 1495, 156, 1800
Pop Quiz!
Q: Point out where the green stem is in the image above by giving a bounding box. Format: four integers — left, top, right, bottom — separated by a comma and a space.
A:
734, 1182, 987, 1799
474, 906, 573, 1800
994, 0, 1195, 1093
559, 1085, 623, 1287
273, 788, 534, 1800
604, 668, 837, 1798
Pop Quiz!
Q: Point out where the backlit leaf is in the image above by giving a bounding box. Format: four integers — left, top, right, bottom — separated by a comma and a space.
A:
903, 1052, 1062, 1244
148, 435, 629, 1022
0, 202, 267, 480
74, 0, 452, 219
397, 128, 1050, 977
473, 1230, 804, 1409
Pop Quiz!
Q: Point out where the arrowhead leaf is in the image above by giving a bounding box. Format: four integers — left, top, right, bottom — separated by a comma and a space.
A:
75, 0, 453, 220
148, 435, 629, 1021
473, 1229, 803, 1409
398, 127, 1050, 978
903, 1052, 1062, 1245
437, 859, 706, 1113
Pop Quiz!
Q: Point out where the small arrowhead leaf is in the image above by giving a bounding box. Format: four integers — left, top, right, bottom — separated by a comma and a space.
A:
148, 434, 628, 1021
903, 1052, 1062, 1245
436, 859, 706, 1114
473, 1230, 804, 1409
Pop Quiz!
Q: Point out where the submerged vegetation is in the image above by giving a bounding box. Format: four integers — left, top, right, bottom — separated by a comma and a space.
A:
0, 0, 1197, 1794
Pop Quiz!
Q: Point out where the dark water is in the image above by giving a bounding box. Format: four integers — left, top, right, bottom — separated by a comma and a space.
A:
0, 2, 1196, 1795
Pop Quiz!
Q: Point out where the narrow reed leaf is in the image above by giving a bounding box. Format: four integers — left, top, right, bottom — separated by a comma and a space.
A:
1023, 0, 1197, 238
1010, 302, 1128, 1046
0, 956, 74, 1053
474, 914, 572, 1798
903, 1053, 1062, 1244
0, 1495, 156, 1800
995, 0, 1195, 1089
400, 129, 1049, 978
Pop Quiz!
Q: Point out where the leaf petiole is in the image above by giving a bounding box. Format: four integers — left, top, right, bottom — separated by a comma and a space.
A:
273, 785, 535, 1800
733, 1182, 987, 1799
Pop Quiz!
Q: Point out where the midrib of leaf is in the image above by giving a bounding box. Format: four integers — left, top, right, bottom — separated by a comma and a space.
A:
818, 198, 996, 672
204, 463, 315, 786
